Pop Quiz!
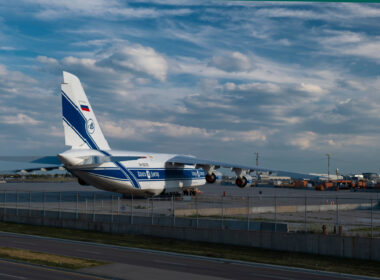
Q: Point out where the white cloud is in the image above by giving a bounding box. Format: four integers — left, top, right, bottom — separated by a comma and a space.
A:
223, 82, 281, 93
0, 113, 40, 125
289, 131, 379, 151
41, 44, 168, 83
289, 131, 317, 150
343, 41, 380, 61
209, 52, 252, 72
102, 119, 212, 140
102, 117, 271, 145
25, 0, 192, 20
36, 55, 59, 65
104, 45, 168, 82
298, 83, 326, 95
0, 64, 38, 96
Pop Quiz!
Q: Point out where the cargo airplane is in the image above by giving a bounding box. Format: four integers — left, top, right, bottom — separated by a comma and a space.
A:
0, 72, 315, 196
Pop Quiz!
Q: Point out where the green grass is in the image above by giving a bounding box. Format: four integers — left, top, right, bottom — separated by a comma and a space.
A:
349, 226, 380, 233
0, 246, 106, 269
0, 221, 380, 277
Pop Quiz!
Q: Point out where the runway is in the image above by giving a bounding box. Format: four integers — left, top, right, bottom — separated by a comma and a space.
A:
0, 232, 375, 280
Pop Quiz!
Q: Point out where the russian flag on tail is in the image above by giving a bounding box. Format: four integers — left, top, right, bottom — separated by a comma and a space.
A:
80, 105, 90, 112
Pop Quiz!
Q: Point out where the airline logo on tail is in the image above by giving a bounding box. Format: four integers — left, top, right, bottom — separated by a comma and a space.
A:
87, 119, 95, 134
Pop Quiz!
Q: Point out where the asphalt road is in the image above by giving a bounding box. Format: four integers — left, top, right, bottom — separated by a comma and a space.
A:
0, 231, 376, 280
0, 259, 108, 280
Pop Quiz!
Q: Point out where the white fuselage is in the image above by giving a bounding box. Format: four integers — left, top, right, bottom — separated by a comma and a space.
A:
58, 149, 206, 196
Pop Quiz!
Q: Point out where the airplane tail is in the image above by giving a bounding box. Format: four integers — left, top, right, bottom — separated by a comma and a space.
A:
61, 71, 110, 150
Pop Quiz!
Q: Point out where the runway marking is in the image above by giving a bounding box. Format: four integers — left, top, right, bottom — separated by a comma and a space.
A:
153, 259, 189, 266
0, 272, 26, 279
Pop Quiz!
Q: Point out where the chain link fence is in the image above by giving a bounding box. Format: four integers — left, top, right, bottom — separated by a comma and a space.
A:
0, 190, 379, 237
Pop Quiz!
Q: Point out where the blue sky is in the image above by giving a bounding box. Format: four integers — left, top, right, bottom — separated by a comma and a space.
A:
0, 1, 380, 174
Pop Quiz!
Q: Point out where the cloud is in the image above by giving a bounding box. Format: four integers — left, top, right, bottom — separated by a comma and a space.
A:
221, 130, 268, 143
208, 52, 252, 72
289, 131, 317, 150
223, 81, 281, 93
97, 45, 168, 82
0, 64, 38, 96
0, 113, 40, 125
343, 41, 380, 61
102, 119, 212, 140
38, 44, 168, 84
298, 83, 326, 95
36, 55, 59, 65
102, 117, 271, 146
24, 0, 192, 20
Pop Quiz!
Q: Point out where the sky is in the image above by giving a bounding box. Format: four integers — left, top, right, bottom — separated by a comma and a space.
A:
0, 1, 380, 174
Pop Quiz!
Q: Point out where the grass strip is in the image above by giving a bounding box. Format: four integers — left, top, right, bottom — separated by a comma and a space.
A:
0, 221, 380, 277
0, 246, 107, 269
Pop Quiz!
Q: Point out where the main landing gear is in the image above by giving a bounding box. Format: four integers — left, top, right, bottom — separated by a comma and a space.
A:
182, 189, 199, 196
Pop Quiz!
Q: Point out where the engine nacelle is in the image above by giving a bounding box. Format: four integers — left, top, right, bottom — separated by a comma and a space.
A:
235, 175, 253, 188
78, 177, 89, 186
205, 171, 222, 184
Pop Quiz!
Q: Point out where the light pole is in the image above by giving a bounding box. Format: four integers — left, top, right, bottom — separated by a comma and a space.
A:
254, 152, 259, 183
326, 153, 331, 181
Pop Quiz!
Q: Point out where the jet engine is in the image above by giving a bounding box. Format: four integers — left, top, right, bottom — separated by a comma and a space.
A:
205, 171, 222, 184
235, 175, 252, 188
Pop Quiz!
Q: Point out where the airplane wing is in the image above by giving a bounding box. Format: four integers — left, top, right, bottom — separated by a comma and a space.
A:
167, 155, 320, 186
167, 155, 272, 173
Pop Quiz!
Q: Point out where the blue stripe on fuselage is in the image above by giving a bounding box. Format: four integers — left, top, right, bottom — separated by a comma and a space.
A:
99, 150, 141, 189
80, 167, 206, 182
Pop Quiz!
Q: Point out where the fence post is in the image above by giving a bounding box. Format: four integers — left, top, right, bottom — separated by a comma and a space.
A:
111, 195, 114, 223
151, 198, 154, 225
274, 194, 277, 232
43, 192, 46, 217
371, 198, 373, 238
3, 191, 6, 218
29, 191, 31, 217
196, 195, 199, 229
16, 191, 18, 216
59, 192, 62, 219
221, 195, 224, 229
117, 196, 120, 220
336, 196, 339, 233
247, 196, 250, 231
304, 195, 307, 232
76, 192, 79, 220
93, 193, 96, 222
146, 198, 149, 217
171, 195, 174, 227
131, 195, 134, 225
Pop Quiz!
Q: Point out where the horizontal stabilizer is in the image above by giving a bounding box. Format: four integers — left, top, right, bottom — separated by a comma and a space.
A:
80, 155, 146, 165
0, 155, 145, 166
0, 156, 62, 165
